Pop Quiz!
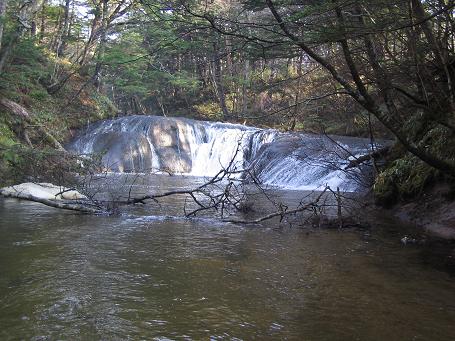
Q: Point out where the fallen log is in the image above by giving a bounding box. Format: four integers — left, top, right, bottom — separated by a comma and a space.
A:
0, 97, 66, 151
344, 146, 390, 170
0, 183, 104, 214
1, 192, 104, 214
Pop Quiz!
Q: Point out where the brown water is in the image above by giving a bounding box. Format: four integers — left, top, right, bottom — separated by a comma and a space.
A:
1, 175, 455, 340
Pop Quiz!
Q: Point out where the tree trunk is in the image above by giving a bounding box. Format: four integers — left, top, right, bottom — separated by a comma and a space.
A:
94, 0, 108, 91
78, 1, 101, 66
292, 53, 303, 129
38, 0, 46, 43
57, 0, 71, 56
241, 58, 250, 114
212, 39, 229, 119
410, 0, 454, 108
0, 30, 20, 75
50, 9, 63, 53
0, 0, 7, 52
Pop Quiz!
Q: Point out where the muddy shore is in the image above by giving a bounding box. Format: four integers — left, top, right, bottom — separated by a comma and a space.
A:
391, 184, 455, 240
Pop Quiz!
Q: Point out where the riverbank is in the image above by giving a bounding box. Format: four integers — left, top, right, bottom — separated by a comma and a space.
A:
371, 140, 455, 241
391, 183, 455, 240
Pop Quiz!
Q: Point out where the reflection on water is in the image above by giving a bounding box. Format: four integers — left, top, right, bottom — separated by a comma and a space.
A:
0, 176, 455, 340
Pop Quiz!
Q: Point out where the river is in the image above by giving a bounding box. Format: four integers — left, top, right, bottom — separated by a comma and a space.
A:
1, 174, 454, 340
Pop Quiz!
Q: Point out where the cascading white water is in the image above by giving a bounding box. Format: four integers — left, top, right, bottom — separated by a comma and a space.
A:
68, 115, 376, 192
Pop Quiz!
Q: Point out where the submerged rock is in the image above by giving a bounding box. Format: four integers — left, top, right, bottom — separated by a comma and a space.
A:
400, 235, 417, 245
0, 183, 87, 201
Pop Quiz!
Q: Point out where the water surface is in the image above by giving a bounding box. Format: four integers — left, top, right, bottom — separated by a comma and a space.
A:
0, 177, 454, 340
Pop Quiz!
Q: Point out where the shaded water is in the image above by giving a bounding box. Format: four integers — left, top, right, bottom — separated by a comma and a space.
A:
1, 176, 455, 340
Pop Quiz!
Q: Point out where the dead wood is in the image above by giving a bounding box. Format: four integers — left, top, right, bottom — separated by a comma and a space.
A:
0, 97, 66, 151
344, 146, 390, 170
1, 191, 105, 214
223, 187, 328, 225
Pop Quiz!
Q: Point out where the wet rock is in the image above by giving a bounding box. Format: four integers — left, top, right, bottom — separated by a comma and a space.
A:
91, 131, 153, 172
68, 115, 376, 191
400, 235, 417, 245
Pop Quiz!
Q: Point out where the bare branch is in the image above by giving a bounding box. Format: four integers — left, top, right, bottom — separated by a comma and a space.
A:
223, 187, 329, 225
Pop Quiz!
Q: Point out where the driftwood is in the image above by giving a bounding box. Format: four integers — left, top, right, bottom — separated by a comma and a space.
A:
223, 187, 328, 225
126, 169, 248, 216
124, 145, 250, 218
344, 146, 390, 170
0, 183, 105, 214
1, 191, 104, 214
0, 97, 66, 151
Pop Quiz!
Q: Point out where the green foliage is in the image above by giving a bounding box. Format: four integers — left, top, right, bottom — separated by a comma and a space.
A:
0, 121, 21, 186
419, 126, 455, 162
374, 155, 437, 206
0, 38, 51, 103
193, 102, 223, 120
0, 145, 86, 186
169, 72, 200, 91
29, 89, 49, 101
0, 118, 16, 147
93, 93, 118, 119
373, 120, 455, 206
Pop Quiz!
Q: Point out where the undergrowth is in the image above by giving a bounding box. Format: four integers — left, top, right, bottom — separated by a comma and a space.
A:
374, 122, 455, 206
0, 39, 118, 185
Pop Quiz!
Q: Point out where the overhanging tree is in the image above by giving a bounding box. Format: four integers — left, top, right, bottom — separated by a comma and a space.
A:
178, 0, 455, 175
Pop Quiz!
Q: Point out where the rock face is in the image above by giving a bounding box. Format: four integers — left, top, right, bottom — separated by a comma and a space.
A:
68, 115, 377, 192
68, 115, 257, 175
0, 183, 87, 200
90, 132, 153, 172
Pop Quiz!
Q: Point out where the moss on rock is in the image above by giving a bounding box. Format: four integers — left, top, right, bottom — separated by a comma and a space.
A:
373, 171, 398, 207
374, 154, 437, 206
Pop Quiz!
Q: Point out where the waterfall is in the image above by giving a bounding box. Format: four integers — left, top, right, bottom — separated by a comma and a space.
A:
68, 115, 376, 192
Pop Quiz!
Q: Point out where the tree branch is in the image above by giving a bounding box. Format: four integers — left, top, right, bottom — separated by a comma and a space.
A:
223, 187, 328, 225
